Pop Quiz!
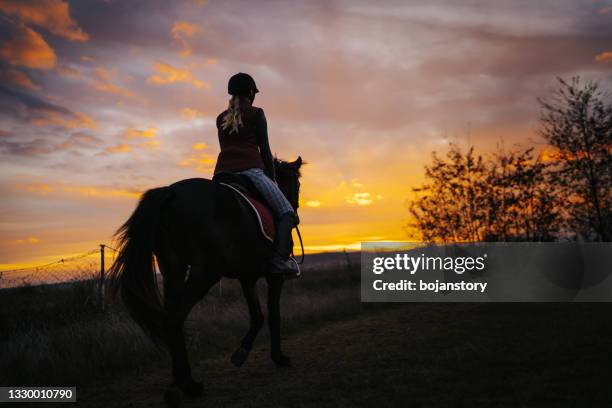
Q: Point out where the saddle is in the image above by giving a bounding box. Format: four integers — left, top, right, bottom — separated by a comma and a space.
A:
212, 172, 276, 242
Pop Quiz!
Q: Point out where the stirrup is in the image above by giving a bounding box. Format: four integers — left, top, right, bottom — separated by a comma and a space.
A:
286, 256, 301, 279
269, 256, 301, 278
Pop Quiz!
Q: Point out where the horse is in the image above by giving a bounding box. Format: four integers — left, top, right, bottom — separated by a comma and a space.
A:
108, 157, 303, 404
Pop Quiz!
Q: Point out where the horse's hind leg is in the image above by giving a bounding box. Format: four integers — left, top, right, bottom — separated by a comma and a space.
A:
161, 260, 220, 400
160, 261, 195, 399
231, 279, 264, 367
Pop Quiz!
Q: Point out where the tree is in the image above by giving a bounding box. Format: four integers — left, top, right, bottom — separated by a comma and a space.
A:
484, 146, 559, 241
538, 77, 612, 241
409, 145, 486, 243
409, 144, 560, 243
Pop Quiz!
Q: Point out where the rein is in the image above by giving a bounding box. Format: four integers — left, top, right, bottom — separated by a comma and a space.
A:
292, 225, 305, 265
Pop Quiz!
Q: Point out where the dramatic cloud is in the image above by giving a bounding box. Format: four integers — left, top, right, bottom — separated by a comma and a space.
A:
2, 0, 612, 266
0, 0, 88, 41
0, 68, 40, 90
0, 23, 56, 68
595, 51, 612, 63
0, 131, 101, 156
0, 85, 72, 121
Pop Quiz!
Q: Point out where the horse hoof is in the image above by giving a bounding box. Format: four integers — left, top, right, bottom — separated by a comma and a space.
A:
231, 347, 250, 367
272, 353, 292, 368
182, 380, 205, 398
164, 386, 184, 408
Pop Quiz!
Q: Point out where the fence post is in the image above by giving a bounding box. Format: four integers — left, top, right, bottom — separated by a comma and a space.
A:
99, 244, 105, 311
344, 248, 352, 270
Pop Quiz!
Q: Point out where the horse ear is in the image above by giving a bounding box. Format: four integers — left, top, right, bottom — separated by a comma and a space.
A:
294, 156, 302, 167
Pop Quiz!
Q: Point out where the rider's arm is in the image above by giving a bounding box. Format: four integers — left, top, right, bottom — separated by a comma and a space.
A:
255, 109, 276, 181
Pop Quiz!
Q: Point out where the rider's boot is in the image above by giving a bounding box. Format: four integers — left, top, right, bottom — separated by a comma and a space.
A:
270, 212, 299, 277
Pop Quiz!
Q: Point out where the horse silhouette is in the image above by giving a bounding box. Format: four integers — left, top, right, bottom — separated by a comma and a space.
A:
108, 157, 303, 405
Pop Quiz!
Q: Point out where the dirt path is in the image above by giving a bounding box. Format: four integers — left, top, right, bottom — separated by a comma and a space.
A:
75, 303, 612, 407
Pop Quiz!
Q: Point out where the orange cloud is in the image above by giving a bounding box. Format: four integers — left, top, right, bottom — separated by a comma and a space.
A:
191, 59, 217, 68
94, 81, 133, 97
147, 61, 209, 89
105, 143, 131, 154
32, 112, 97, 130
90, 67, 134, 98
179, 144, 215, 172
17, 181, 141, 199
0, 68, 40, 90
140, 140, 161, 150
122, 126, 158, 139
182, 107, 206, 119
94, 67, 110, 82
595, 51, 612, 63
179, 154, 215, 172
0, 23, 56, 69
171, 21, 199, 58
103, 126, 160, 154
305, 200, 321, 208
56, 133, 102, 150
192, 142, 208, 150
0, 0, 88, 41
172, 21, 198, 37
12, 237, 41, 245
62, 185, 140, 199
15, 183, 54, 195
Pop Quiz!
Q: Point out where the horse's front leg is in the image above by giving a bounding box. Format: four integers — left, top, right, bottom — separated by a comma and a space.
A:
231, 279, 264, 367
266, 274, 291, 367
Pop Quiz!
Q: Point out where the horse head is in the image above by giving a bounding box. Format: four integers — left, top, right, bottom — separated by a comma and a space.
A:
274, 156, 303, 211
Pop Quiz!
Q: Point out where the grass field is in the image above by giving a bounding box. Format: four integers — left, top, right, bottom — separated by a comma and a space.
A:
2, 257, 612, 407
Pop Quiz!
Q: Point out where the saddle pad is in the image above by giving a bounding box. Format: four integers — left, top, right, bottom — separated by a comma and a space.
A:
220, 182, 275, 242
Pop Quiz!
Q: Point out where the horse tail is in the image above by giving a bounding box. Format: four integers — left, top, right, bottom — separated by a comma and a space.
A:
108, 186, 172, 347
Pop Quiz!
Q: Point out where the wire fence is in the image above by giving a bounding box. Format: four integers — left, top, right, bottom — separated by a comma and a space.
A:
0, 245, 357, 313
0, 245, 117, 290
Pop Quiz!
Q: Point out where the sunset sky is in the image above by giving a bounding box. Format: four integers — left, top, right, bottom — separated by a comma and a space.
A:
1, 0, 612, 269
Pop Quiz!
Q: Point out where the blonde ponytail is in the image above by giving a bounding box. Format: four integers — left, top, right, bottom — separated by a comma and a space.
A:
221, 95, 248, 134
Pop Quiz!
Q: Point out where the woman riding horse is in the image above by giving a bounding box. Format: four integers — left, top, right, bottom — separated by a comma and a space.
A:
214, 72, 299, 276
108, 73, 302, 405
